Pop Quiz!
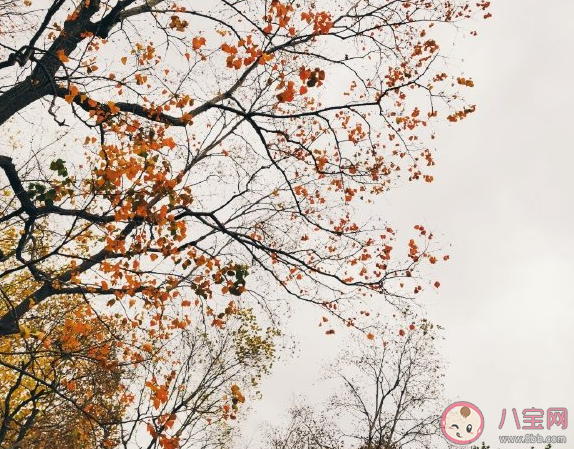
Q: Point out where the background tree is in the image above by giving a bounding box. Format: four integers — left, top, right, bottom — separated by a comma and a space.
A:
265, 318, 444, 449
0, 225, 278, 448
115, 307, 278, 449
265, 404, 343, 449
0, 0, 489, 447
330, 319, 444, 449
1, 291, 278, 448
0, 280, 125, 447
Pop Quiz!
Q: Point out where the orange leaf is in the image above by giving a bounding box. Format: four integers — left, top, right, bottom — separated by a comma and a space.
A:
192, 36, 206, 50
107, 101, 120, 114
57, 50, 69, 63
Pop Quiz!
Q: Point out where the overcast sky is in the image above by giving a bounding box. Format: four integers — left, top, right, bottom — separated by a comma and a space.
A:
242, 1, 574, 447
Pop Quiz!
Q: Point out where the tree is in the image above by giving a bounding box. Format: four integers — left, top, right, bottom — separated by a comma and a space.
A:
266, 318, 445, 449
114, 306, 279, 449
0, 0, 490, 447
0, 272, 125, 447
331, 319, 444, 449
0, 225, 279, 448
265, 404, 344, 449
0, 289, 278, 448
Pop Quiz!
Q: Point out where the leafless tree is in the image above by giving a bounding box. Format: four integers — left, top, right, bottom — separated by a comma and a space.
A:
266, 319, 445, 449
265, 404, 343, 449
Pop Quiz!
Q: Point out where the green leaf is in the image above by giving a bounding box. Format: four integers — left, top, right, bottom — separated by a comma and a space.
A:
49, 158, 68, 177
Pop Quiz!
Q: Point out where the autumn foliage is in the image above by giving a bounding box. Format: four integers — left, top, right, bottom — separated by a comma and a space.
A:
0, 0, 489, 447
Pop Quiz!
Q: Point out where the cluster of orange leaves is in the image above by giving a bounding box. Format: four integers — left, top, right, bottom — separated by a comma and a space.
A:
221, 35, 274, 70
301, 10, 334, 34
221, 383, 246, 420
264, 1, 294, 32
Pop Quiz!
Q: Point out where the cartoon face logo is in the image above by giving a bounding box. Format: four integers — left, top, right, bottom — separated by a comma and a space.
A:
441, 401, 484, 445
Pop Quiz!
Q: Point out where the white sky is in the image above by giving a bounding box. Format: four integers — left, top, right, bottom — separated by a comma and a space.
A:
242, 1, 574, 447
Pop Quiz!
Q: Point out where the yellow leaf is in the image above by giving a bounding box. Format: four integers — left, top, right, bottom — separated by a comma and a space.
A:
32, 330, 45, 340
19, 324, 31, 338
